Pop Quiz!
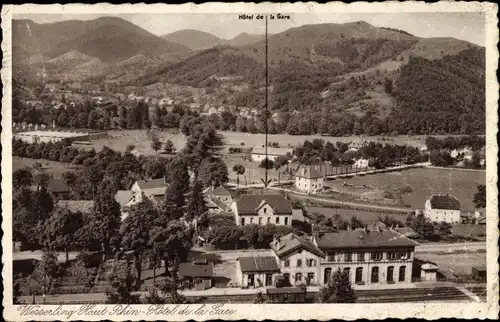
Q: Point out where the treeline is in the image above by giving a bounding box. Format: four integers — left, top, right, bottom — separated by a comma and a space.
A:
425, 135, 485, 152
294, 138, 428, 166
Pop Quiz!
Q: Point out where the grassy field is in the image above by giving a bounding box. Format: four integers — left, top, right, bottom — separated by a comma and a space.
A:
305, 206, 407, 224
416, 251, 486, 276
325, 168, 485, 211
83, 129, 187, 155
12, 156, 79, 178
219, 131, 463, 149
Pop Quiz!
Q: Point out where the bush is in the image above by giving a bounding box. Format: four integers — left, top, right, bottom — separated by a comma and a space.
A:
259, 158, 274, 169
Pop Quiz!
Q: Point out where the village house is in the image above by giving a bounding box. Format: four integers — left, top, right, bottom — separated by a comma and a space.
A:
236, 256, 281, 288
270, 233, 325, 286
130, 178, 168, 205
251, 146, 294, 162
474, 208, 486, 225
348, 136, 367, 152
203, 185, 233, 211
313, 229, 418, 286
44, 178, 71, 200
231, 194, 293, 226
179, 258, 214, 290
353, 158, 370, 169
294, 166, 324, 194
424, 195, 461, 223
450, 147, 473, 160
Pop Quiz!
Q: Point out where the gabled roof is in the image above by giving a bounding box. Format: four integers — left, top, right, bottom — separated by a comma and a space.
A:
238, 256, 280, 273
272, 233, 325, 258
205, 185, 231, 197
428, 195, 461, 210
136, 178, 167, 190
295, 166, 323, 179
56, 200, 94, 213
251, 146, 293, 156
315, 230, 418, 250
179, 262, 214, 278
115, 190, 133, 207
235, 194, 292, 215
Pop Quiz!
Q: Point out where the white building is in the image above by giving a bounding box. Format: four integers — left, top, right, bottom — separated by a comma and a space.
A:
348, 136, 367, 152
424, 195, 461, 223
294, 166, 323, 194
251, 146, 293, 162
231, 194, 293, 226
353, 158, 370, 169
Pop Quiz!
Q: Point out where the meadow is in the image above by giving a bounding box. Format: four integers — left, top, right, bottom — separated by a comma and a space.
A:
416, 251, 486, 276
13, 156, 80, 178
325, 168, 485, 211
305, 206, 407, 224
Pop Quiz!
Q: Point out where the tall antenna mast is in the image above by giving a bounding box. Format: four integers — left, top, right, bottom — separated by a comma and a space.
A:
263, 14, 270, 188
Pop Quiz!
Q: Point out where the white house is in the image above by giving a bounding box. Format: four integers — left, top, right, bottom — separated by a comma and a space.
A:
231, 194, 293, 226
270, 233, 325, 286
348, 136, 367, 152
294, 166, 323, 194
353, 158, 370, 169
424, 195, 461, 223
251, 146, 293, 162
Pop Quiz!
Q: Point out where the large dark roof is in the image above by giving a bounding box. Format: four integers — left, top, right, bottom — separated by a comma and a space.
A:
428, 195, 461, 210
316, 230, 418, 250
238, 256, 280, 272
136, 178, 167, 190
272, 233, 325, 258
295, 166, 323, 179
179, 262, 214, 278
235, 194, 292, 215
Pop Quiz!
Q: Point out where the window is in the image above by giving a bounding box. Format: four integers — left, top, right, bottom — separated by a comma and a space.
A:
355, 267, 363, 283
283, 273, 290, 285
241, 218, 245, 226
267, 217, 270, 223
371, 252, 383, 261
388, 252, 398, 260
371, 267, 379, 283
263, 207, 267, 214
387, 266, 394, 282
276, 217, 280, 224
358, 252, 365, 262
284, 260, 290, 267
307, 273, 315, 284
307, 259, 316, 267
284, 217, 289, 225
324, 268, 332, 284
399, 266, 406, 282
250, 217, 254, 224
343, 267, 351, 281
327, 253, 336, 262
345, 252, 352, 262
297, 259, 302, 267
295, 273, 303, 283
259, 217, 262, 225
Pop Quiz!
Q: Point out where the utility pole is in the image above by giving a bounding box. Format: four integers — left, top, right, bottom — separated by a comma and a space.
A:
261, 14, 271, 188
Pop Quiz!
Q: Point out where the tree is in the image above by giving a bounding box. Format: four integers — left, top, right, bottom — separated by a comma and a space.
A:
198, 156, 229, 187
163, 139, 175, 154
473, 184, 486, 209
13, 168, 33, 190
61, 171, 77, 193
232, 164, 245, 188
259, 158, 274, 170
186, 180, 208, 223
43, 208, 84, 262
316, 268, 356, 303
151, 136, 162, 155
106, 263, 141, 304
121, 201, 158, 288
254, 291, 267, 303
28, 251, 62, 296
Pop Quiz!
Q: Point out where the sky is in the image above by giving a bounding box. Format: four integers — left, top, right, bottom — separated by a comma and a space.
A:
16, 12, 486, 46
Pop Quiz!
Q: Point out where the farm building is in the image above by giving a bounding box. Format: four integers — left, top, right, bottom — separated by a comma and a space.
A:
294, 166, 324, 194
424, 195, 461, 223
251, 146, 293, 162
236, 256, 281, 288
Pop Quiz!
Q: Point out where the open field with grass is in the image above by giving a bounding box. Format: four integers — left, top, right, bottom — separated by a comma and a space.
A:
416, 251, 486, 276
219, 131, 467, 149
305, 206, 407, 224
80, 129, 187, 155
13, 156, 80, 178
325, 168, 485, 211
